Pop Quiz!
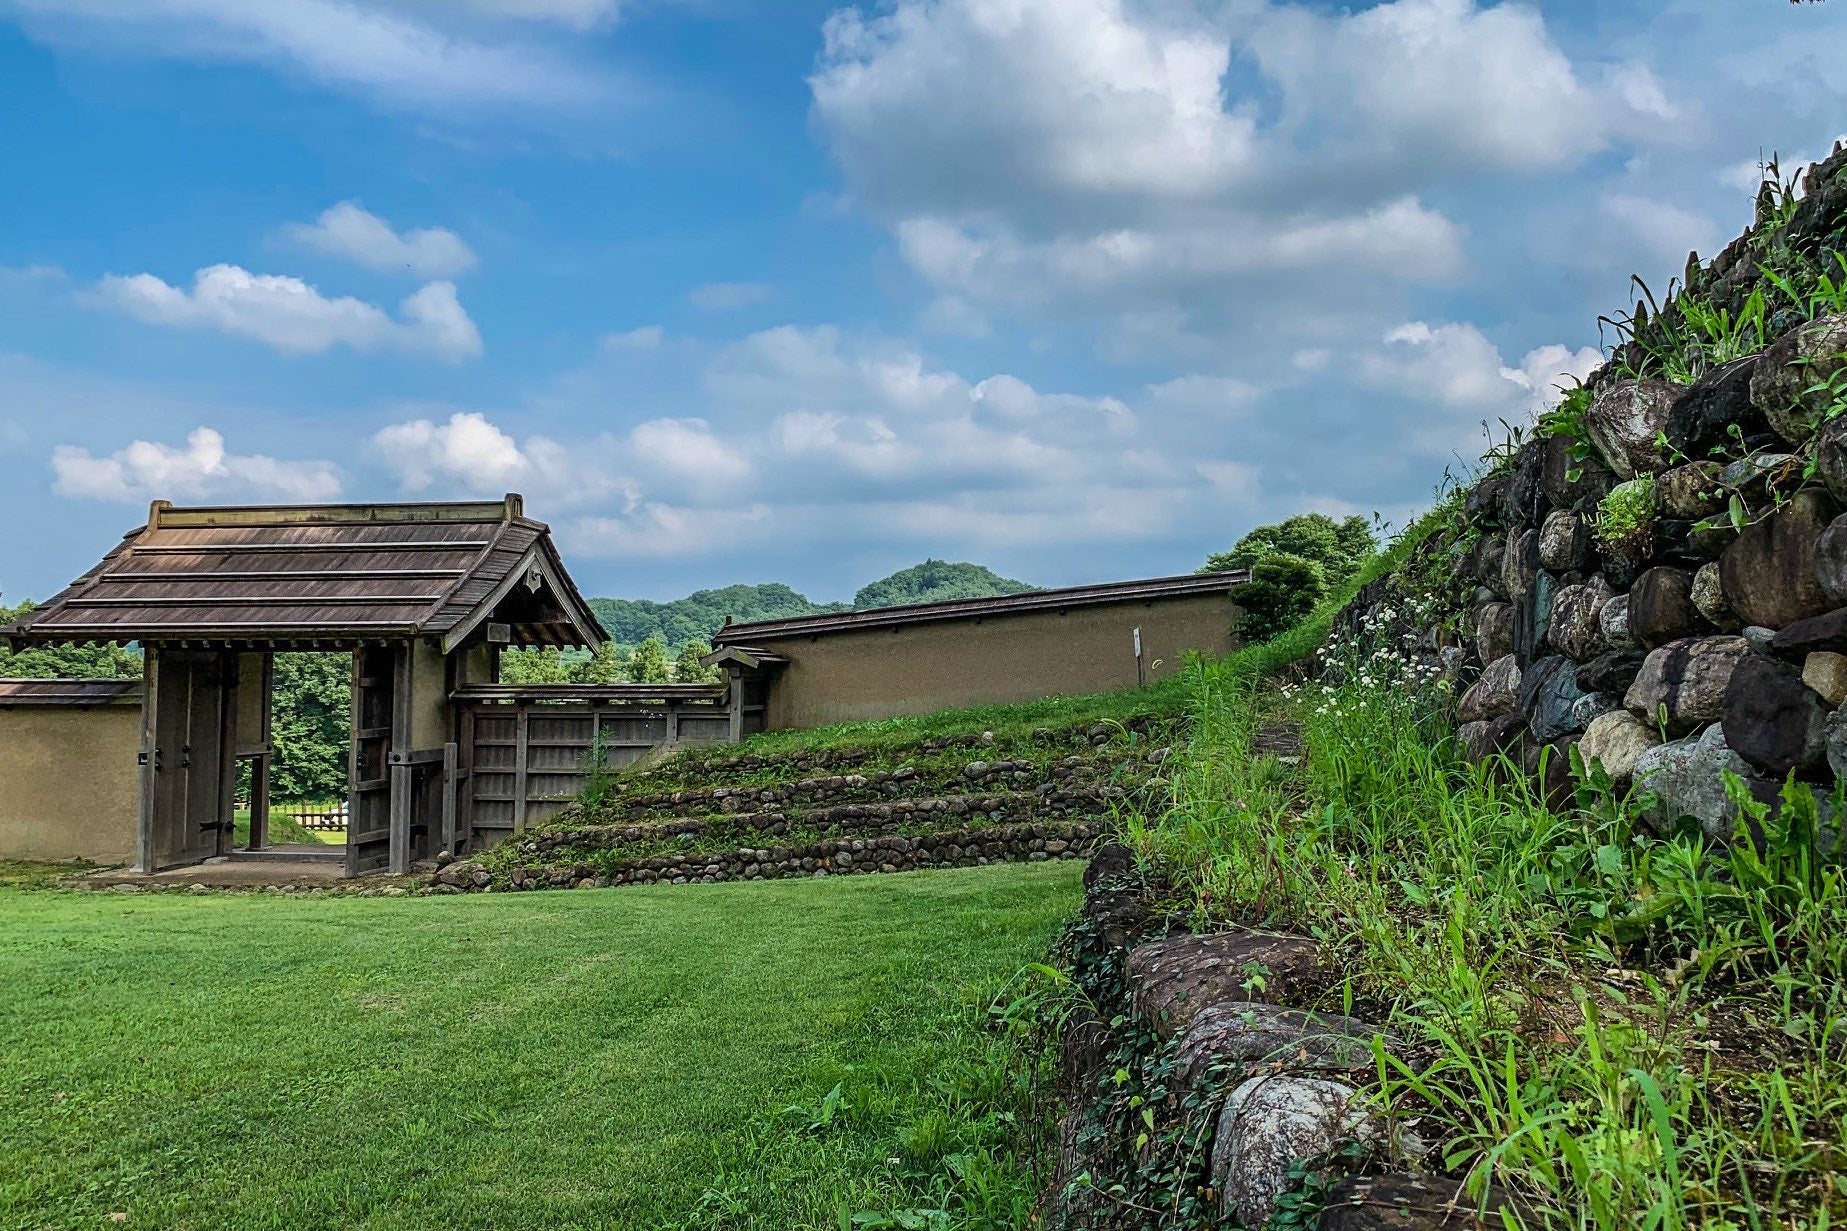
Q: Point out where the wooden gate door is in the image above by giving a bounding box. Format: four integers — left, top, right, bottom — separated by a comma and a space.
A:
346, 646, 398, 876
147, 650, 236, 869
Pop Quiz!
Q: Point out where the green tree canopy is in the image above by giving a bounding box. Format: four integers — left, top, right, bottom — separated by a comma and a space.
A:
1234, 553, 1329, 642
627, 635, 673, 685
674, 640, 719, 684
269, 652, 350, 802
852, 559, 1033, 610
0, 598, 141, 680
1204, 513, 1375, 585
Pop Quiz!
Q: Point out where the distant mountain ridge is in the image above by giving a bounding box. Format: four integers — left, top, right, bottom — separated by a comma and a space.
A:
588, 560, 1033, 650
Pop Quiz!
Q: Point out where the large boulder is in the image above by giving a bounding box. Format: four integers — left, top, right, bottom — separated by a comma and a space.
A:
1722, 654, 1830, 778
1458, 714, 1525, 766
1317, 1174, 1529, 1231
1457, 654, 1521, 723
1803, 651, 1847, 706
1749, 313, 1847, 444
1816, 415, 1847, 505
1599, 593, 1639, 651
1625, 635, 1750, 734
1520, 655, 1605, 741
1539, 434, 1612, 511
1499, 442, 1548, 528
1577, 709, 1662, 785
1632, 724, 1764, 841
1655, 461, 1727, 520
1691, 562, 1741, 631
1475, 602, 1515, 665
1628, 566, 1707, 649
1538, 509, 1592, 572
1586, 379, 1679, 477
1665, 356, 1774, 461
1577, 649, 1647, 695
1173, 1002, 1389, 1093
1547, 577, 1612, 661
1211, 1076, 1368, 1229
1500, 528, 1540, 603
1125, 931, 1324, 1038
1465, 474, 1510, 528
1719, 489, 1838, 630
1771, 607, 1847, 659
1816, 514, 1847, 606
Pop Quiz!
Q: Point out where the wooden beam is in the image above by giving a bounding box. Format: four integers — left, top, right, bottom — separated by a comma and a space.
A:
95, 568, 469, 583
132, 539, 493, 555
63, 595, 444, 608
135, 649, 160, 874
388, 645, 413, 876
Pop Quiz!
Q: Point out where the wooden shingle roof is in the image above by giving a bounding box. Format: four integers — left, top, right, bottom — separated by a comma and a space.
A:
0, 678, 142, 707
3, 494, 607, 651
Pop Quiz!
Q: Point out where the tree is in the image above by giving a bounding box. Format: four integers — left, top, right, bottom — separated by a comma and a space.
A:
499, 647, 578, 684
1204, 513, 1375, 586
0, 598, 141, 679
853, 559, 1033, 609
269, 652, 350, 802
674, 640, 719, 684
626, 635, 673, 684
586, 640, 629, 684
1235, 553, 1328, 642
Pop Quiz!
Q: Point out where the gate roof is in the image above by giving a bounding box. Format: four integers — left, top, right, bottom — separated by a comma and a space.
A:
2, 494, 606, 651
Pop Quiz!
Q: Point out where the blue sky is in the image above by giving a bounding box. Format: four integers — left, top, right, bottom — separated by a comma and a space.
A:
0, 0, 1842, 602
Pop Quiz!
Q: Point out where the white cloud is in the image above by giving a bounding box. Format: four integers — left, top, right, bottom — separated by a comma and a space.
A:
601, 325, 665, 350
95, 265, 483, 361
686, 281, 773, 311
810, 0, 1675, 343
52, 427, 343, 503
628, 418, 751, 485
4, 0, 607, 113
1360, 321, 1601, 457
285, 201, 476, 278
1600, 193, 1721, 274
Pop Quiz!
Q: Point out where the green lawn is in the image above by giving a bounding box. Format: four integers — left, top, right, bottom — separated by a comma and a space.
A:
0, 862, 1081, 1231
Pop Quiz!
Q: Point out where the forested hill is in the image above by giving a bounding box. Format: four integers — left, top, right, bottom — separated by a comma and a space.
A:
589, 559, 1033, 650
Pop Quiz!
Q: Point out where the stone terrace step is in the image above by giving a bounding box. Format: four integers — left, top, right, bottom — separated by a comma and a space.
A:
436, 820, 1097, 892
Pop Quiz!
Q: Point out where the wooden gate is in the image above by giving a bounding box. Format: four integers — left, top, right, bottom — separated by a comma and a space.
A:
141, 649, 238, 870
453, 682, 759, 852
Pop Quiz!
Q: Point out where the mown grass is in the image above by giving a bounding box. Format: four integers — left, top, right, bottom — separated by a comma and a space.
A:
0, 862, 1079, 1231
1128, 565, 1847, 1226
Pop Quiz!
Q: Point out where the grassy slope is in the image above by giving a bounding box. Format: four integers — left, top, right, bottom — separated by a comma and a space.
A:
0, 863, 1080, 1231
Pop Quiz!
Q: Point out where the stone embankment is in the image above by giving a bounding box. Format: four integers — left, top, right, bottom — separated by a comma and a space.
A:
1043, 845, 1520, 1231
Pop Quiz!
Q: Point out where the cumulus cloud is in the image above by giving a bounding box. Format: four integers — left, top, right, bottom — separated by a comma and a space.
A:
285, 202, 477, 278
3, 0, 608, 114
95, 265, 483, 361
810, 0, 1677, 343
52, 427, 343, 503
1360, 321, 1601, 457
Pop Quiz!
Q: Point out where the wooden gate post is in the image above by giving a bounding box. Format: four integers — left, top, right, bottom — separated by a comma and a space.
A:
134, 649, 161, 873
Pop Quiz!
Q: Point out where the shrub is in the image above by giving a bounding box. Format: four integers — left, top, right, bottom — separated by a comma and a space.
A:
1235, 552, 1327, 642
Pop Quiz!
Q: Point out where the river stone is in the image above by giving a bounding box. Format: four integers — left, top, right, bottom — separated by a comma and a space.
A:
1474, 534, 1507, 595
1656, 461, 1726, 520
1457, 654, 1521, 723
1538, 509, 1592, 572
1520, 655, 1597, 741
1687, 520, 1739, 561
1500, 441, 1548, 528
1723, 654, 1830, 778
1548, 576, 1611, 661
1577, 649, 1648, 695
1749, 312, 1847, 444
1719, 489, 1838, 629
1126, 930, 1324, 1038
1691, 562, 1740, 630
1803, 651, 1847, 706
1625, 635, 1750, 734
1539, 434, 1611, 511
1816, 515, 1847, 606
1720, 451, 1801, 494
1476, 602, 1515, 665
1629, 567, 1706, 648
1318, 1173, 1529, 1231
1597, 534, 1650, 591
1816, 416, 1847, 504
1458, 714, 1525, 766
1771, 607, 1847, 659
1665, 355, 1773, 461
1586, 379, 1679, 477
1578, 710, 1662, 785
1212, 1076, 1368, 1229
1599, 594, 1638, 651
1633, 724, 1764, 840
1828, 706, 1847, 781
1173, 1003, 1389, 1093
1500, 528, 1540, 603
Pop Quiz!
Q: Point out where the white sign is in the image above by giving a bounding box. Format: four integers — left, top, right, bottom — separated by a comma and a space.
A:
1132, 627, 1142, 656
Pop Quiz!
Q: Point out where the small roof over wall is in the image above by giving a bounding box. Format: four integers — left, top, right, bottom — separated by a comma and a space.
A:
0, 678, 142, 707
3, 494, 607, 652
711, 570, 1249, 647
